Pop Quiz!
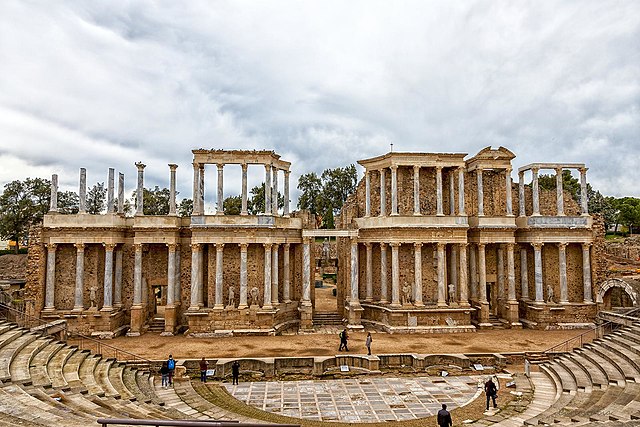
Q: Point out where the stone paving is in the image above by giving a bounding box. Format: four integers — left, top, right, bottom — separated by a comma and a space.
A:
225, 375, 483, 422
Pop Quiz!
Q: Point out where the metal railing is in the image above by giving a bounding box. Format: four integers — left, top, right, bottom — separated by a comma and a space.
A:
96, 420, 298, 427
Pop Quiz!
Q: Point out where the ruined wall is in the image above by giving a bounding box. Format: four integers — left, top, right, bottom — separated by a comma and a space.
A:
24, 225, 45, 317
0, 254, 26, 281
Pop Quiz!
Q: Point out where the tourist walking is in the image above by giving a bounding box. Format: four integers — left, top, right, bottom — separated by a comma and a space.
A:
199, 357, 209, 383
160, 362, 170, 388
365, 332, 372, 355
485, 377, 498, 410
437, 403, 452, 427
231, 360, 240, 385
338, 329, 349, 351
167, 354, 176, 386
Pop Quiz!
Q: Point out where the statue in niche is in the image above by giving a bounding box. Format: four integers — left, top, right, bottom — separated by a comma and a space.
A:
448, 283, 456, 304
227, 286, 235, 308
322, 238, 330, 260
89, 285, 98, 310
401, 282, 412, 305
546, 285, 555, 304
250, 286, 260, 307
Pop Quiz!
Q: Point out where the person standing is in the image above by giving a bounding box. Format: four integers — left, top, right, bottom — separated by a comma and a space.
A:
231, 360, 240, 385
437, 403, 452, 427
485, 377, 498, 410
338, 329, 349, 351
199, 357, 209, 383
365, 332, 372, 355
160, 361, 170, 388
167, 354, 176, 386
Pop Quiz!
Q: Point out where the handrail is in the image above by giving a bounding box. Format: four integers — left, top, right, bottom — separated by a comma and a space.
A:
96, 419, 298, 427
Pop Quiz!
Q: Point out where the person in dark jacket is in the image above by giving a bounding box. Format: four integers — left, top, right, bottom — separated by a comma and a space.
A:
199, 357, 209, 383
160, 361, 170, 388
231, 360, 240, 385
485, 377, 498, 410
437, 404, 452, 427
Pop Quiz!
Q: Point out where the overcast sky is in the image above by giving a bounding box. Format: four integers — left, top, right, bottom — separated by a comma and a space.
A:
0, 1, 638, 211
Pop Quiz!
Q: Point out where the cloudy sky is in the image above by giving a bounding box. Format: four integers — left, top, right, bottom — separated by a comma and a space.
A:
0, 1, 638, 210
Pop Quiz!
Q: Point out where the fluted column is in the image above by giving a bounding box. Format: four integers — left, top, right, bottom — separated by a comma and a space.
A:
532, 168, 540, 216
533, 243, 544, 302
582, 243, 593, 302
102, 243, 115, 310
284, 170, 290, 217
458, 167, 466, 215
49, 174, 58, 213
117, 172, 125, 215
520, 247, 529, 300
450, 244, 458, 292
350, 238, 359, 304
436, 166, 444, 216
263, 244, 273, 309
580, 168, 589, 215
437, 243, 446, 306
477, 168, 484, 216
506, 243, 516, 302
198, 164, 205, 215
478, 243, 487, 303
390, 166, 398, 216
167, 243, 177, 307
413, 166, 420, 215
264, 165, 272, 215
79, 168, 87, 213
414, 243, 423, 306
214, 243, 224, 308
505, 168, 513, 216
192, 163, 200, 215
217, 163, 224, 215
558, 242, 568, 303
135, 162, 145, 216
241, 164, 248, 215
390, 242, 400, 307
379, 169, 386, 216
497, 245, 505, 301
365, 243, 373, 301
458, 243, 469, 305
114, 245, 123, 308
449, 170, 455, 215
133, 244, 143, 306
518, 171, 525, 216
73, 243, 84, 310
283, 243, 291, 302
189, 243, 202, 310
169, 164, 177, 216
302, 238, 311, 305
470, 244, 477, 300
380, 243, 388, 303
239, 243, 248, 308
271, 166, 278, 216
556, 167, 564, 216
107, 168, 115, 213
174, 247, 181, 304
271, 244, 279, 304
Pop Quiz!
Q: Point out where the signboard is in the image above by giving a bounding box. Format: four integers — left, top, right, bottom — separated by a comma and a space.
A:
340, 365, 350, 372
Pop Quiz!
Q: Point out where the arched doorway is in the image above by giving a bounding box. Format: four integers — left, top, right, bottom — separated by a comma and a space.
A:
596, 278, 638, 310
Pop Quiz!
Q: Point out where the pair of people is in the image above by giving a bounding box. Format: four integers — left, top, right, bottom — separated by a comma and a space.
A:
338, 330, 373, 355
160, 354, 176, 387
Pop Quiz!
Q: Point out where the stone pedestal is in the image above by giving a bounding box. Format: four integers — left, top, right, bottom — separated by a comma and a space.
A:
507, 301, 521, 328
347, 301, 364, 329
128, 306, 143, 336
298, 303, 314, 332
162, 305, 177, 336
476, 302, 492, 329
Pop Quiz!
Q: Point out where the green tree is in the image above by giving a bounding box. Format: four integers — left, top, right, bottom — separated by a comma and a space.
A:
131, 186, 170, 215
58, 191, 79, 214
321, 164, 358, 212
86, 183, 106, 214
538, 170, 581, 202
617, 198, 640, 235
223, 195, 242, 215
297, 172, 323, 214
248, 183, 283, 214
178, 198, 193, 217
0, 178, 51, 252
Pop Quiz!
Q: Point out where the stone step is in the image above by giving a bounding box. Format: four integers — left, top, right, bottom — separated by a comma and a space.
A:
585, 343, 638, 382
613, 329, 640, 346
95, 358, 121, 398
608, 334, 640, 358
47, 346, 77, 390
595, 339, 640, 381
78, 354, 106, 397
177, 379, 258, 421
545, 360, 577, 393
29, 341, 65, 387
122, 367, 152, 404
576, 347, 625, 385
556, 356, 593, 392
0, 332, 38, 381
62, 349, 91, 390
568, 352, 609, 388
108, 362, 136, 401
135, 371, 163, 405
152, 375, 198, 419
519, 371, 561, 426
10, 336, 52, 383
0, 329, 25, 352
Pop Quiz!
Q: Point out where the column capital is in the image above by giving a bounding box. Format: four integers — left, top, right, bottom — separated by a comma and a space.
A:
457, 166, 465, 172
263, 243, 273, 249
581, 242, 592, 248
389, 242, 401, 248
190, 243, 201, 252
477, 242, 486, 249
531, 167, 539, 175
436, 242, 445, 250
518, 170, 524, 179
241, 162, 248, 171
349, 236, 358, 244
284, 169, 291, 176
272, 242, 279, 248
390, 165, 398, 171
168, 163, 178, 171
435, 165, 443, 172
102, 243, 116, 251
505, 242, 515, 251
505, 167, 512, 174
364, 242, 372, 249
579, 167, 588, 174
302, 236, 312, 245
135, 161, 146, 171
413, 165, 420, 172
379, 242, 387, 250
555, 166, 563, 174
239, 242, 249, 251
134, 243, 144, 252
477, 167, 483, 173
413, 242, 423, 249
283, 242, 290, 249
216, 163, 224, 170
214, 243, 224, 251
46, 243, 58, 250
532, 242, 544, 250
557, 242, 568, 249
264, 163, 272, 171
459, 242, 469, 249
74, 243, 85, 251
166, 243, 178, 251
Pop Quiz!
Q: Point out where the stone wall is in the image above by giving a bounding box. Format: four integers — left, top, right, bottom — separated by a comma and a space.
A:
24, 225, 45, 318
0, 254, 26, 281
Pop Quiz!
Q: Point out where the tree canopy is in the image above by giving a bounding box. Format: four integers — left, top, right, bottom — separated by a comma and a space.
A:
0, 178, 50, 252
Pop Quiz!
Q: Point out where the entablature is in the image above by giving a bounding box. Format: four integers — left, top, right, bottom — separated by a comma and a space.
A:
357, 152, 466, 171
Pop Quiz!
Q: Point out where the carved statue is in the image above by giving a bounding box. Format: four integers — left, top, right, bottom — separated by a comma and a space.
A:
89, 285, 98, 309
322, 238, 330, 260
227, 286, 235, 308
401, 283, 412, 305
250, 286, 260, 307
448, 283, 456, 304
546, 284, 555, 303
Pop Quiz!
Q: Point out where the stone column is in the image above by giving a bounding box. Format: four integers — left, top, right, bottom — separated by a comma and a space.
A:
458, 167, 466, 215
390, 243, 400, 307
174, 246, 181, 304
477, 168, 484, 216
437, 243, 447, 306
533, 243, 544, 303
214, 243, 224, 308
580, 168, 589, 215
436, 166, 444, 216
114, 246, 123, 308
556, 167, 564, 216
102, 243, 115, 310
390, 166, 398, 216
520, 247, 529, 300
518, 171, 525, 217
167, 243, 177, 306
283, 243, 291, 302
507, 244, 516, 302
497, 245, 505, 301
532, 168, 540, 216
192, 163, 200, 215
189, 244, 202, 310
365, 243, 373, 301
458, 243, 469, 306
478, 243, 487, 303
169, 164, 177, 216
302, 238, 311, 305
414, 243, 424, 306
505, 168, 513, 216
365, 171, 371, 217
133, 244, 143, 306
582, 243, 593, 302
117, 172, 125, 215
449, 170, 455, 215
263, 243, 273, 309
470, 244, 477, 300
107, 168, 115, 213
73, 243, 84, 310
350, 239, 359, 303
239, 243, 248, 308
379, 169, 386, 216
271, 166, 278, 216
198, 164, 205, 215
558, 242, 568, 303
241, 163, 248, 215
413, 166, 420, 215
135, 162, 145, 216
79, 168, 87, 213
264, 164, 272, 215
272, 244, 279, 304
49, 174, 58, 213
380, 243, 388, 303
284, 170, 291, 217
450, 245, 458, 293
217, 163, 224, 215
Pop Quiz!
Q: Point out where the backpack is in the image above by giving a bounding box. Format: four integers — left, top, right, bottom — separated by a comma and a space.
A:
168, 359, 175, 370
339, 331, 344, 340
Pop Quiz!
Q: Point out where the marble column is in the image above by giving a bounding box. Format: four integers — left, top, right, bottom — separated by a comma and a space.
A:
380, 243, 388, 303
582, 243, 593, 302
302, 238, 311, 305
239, 243, 248, 308
390, 243, 400, 307
214, 243, 224, 308
167, 243, 177, 306
365, 243, 373, 301
114, 246, 123, 308
283, 243, 291, 303
263, 244, 272, 309
135, 162, 145, 216
79, 168, 87, 213
458, 243, 469, 305
192, 163, 200, 215
49, 174, 58, 213
507, 243, 516, 302
117, 172, 125, 215
532, 168, 540, 216
533, 243, 544, 303
477, 168, 484, 216
450, 245, 458, 292
174, 247, 181, 304
413, 166, 420, 215
189, 244, 202, 310
365, 171, 371, 217
272, 244, 279, 304
272, 166, 278, 216
497, 245, 505, 301
458, 167, 466, 215
414, 243, 424, 306
217, 163, 224, 215
390, 166, 398, 216
73, 243, 84, 310
379, 169, 386, 217
107, 168, 115, 214
520, 247, 529, 300
449, 170, 455, 215
241, 164, 248, 215
133, 244, 143, 306
198, 164, 205, 215
505, 168, 513, 216
284, 170, 291, 217
169, 164, 177, 216
350, 239, 360, 303
558, 242, 568, 303
580, 168, 589, 215
518, 171, 525, 217
469, 244, 477, 300
437, 243, 447, 306
556, 167, 564, 216
102, 243, 115, 310
264, 165, 272, 215
478, 243, 487, 303
436, 167, 444, 216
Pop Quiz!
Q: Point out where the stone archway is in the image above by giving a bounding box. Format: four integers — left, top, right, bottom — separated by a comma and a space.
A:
596, 278, 638, 307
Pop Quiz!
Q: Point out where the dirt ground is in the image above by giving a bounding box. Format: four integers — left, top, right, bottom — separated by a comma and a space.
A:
108, 328, 584, 360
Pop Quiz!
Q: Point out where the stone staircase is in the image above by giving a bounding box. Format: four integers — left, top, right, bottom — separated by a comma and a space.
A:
488, 314, 506, 329
147, 317, 165, 333
312, 311, 344, 325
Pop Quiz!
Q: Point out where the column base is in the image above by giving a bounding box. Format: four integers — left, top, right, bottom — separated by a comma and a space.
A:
100, 306, 113, 313
213, 304, 224, 310
237, 304, 248, 309
413, 212, 422, 216
72, 306, 84, 312
414, 301, 425, 307
298, 304, 313, 331
129, 305, 143, 335
240, 211, 248, 216
164, 305, 177, 335
437, 301, 448, 308
390, 302, 402, 308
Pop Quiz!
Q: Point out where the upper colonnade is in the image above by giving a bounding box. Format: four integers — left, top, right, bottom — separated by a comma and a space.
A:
465, 146, 516, 217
